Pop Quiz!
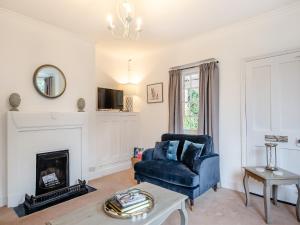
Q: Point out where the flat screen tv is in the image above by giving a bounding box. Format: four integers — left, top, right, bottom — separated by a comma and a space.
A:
97, 88, 123, 110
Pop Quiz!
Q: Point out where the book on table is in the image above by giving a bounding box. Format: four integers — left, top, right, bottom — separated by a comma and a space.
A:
116, 189, 146, 207
108, 189, 149, 213
108, 198, 150, 213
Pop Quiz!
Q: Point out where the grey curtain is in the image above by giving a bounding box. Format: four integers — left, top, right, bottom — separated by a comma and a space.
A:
198, 62, 219, 152
168, 69, 183, 134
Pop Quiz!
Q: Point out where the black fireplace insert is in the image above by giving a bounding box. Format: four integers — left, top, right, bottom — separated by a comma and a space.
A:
13, 150, 97, 217
36, 150, 69, 195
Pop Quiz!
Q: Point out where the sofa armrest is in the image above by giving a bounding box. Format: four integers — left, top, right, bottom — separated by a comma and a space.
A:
142, 148, 155, 161
193, 153, 220, 187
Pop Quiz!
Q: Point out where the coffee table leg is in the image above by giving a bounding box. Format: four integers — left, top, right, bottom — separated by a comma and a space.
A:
243, 172, 250, 206
179, 201, 188, 225
264, 181, 271, 224
272, 185, 278, 206
296, 184, 300, 222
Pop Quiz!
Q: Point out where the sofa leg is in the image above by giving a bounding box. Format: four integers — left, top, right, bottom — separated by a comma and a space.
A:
137, 180, 141, 184
189, 199, 194, 210
213, 184, 218, 192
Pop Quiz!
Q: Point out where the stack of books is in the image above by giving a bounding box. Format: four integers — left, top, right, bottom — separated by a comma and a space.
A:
107, 189, 150, 215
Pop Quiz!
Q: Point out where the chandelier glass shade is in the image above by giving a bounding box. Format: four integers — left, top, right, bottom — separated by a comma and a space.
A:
107, 0, 142, 40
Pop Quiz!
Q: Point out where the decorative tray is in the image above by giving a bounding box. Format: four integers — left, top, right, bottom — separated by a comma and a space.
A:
103, 189, 154, 219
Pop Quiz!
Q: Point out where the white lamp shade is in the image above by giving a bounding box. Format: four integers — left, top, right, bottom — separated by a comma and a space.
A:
122, 83, 137, 96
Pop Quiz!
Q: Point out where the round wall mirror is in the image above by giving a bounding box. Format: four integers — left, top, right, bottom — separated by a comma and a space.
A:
33, 65, 66, 98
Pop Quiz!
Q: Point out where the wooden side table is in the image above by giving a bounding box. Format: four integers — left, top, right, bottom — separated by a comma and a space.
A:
243, 167, 300, 224
131, 157, 141, 167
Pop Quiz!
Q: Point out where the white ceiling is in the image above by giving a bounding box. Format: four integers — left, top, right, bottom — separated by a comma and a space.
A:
0, 0, 298, 50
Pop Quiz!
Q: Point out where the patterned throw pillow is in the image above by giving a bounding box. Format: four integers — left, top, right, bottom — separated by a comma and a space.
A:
167, 140, 179, 161
153, 141, 170, 160
182, 143, 204, 172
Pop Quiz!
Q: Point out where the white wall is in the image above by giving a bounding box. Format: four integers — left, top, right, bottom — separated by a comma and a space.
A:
95, 48, 122, 90
96, 3, 300, 192
0, 9, 95, 206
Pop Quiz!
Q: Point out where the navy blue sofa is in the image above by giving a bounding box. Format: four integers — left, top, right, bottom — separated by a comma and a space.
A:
134, 133, 220, 206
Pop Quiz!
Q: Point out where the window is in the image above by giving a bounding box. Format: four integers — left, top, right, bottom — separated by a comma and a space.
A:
182, 67, 200, 133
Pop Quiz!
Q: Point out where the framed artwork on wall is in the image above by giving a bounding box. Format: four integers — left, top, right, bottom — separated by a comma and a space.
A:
147, 82, 163, 103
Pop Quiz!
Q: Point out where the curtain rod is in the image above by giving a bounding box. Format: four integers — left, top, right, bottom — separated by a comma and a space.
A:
169, 58, 219, 71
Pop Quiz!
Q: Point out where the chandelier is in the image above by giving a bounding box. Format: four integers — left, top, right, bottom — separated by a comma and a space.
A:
106, 0, 142, 40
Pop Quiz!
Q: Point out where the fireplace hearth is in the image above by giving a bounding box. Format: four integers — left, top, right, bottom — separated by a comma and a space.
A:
24, 179, 89, 214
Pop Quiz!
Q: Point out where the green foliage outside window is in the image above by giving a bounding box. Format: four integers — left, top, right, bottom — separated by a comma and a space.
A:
183, 88, 199, 130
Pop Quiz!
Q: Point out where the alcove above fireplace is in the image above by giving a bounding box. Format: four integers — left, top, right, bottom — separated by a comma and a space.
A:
36, 150, 69, 195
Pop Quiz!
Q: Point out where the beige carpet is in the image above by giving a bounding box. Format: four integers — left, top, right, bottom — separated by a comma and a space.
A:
0, 169, 298, 225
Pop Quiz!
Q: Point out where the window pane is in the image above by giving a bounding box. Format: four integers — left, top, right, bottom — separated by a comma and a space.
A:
184, 75, 191, 88
184, 103, 189, 115
182, 69, 200, 132
183, 116, 198, 130
191, 74, 198, 79
191, 75, 199, 88
183, 88, 199, 130
184, 89, 188, 102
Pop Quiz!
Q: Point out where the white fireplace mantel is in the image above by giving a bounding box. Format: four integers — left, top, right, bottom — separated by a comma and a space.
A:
6, 112, 88, 207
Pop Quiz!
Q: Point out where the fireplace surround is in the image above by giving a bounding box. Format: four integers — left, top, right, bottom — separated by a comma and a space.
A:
7, 112, 88, 207
36, 150, 69, 195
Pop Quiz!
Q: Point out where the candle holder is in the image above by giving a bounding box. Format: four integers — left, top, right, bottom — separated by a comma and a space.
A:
265, 143, 278, 171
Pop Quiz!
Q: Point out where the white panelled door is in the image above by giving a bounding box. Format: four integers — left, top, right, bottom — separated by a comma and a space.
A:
245, 50, 300, 203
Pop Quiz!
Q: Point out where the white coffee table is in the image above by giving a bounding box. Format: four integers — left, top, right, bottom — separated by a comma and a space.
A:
47, 182, 188, 225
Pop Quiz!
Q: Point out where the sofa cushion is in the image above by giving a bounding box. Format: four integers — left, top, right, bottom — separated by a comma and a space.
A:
153, 141, 169, 160
134, 160, 200, 187
181, 140, 205, 161
167, 140, 179, 161
182, 143, 204, 172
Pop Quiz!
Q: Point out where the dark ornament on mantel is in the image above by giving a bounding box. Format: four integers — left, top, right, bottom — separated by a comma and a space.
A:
9, 93, 21, 111
77, 98, 86, 112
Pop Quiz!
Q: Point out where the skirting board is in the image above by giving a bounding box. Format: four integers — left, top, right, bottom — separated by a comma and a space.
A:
88, 161, 131, 181
221, 178, 244, 193
0, 195, 7, 207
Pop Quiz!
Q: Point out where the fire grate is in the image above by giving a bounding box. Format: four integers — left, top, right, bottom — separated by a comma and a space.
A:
36, 150, 69, 195
24, 180, 89, 214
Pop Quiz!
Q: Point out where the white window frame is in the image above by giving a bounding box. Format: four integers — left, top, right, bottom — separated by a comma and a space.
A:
181, 67, 200, 134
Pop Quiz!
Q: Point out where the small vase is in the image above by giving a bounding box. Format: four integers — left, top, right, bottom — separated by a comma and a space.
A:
124, 96, 133, 112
